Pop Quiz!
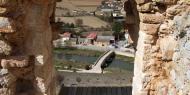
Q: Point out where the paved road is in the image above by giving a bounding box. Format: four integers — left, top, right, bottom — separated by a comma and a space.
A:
73, 45, 135, 57
58, 72, 133, 87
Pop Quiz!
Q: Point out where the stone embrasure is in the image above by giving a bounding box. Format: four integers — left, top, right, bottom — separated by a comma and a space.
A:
0, 0, 57, 95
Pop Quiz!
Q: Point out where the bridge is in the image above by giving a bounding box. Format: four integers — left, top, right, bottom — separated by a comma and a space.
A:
77, 50, 115, 73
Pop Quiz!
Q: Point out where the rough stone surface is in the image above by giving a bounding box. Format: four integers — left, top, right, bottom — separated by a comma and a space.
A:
160, 36, 177, 61
152, 0, 178, 4
1, 56, 29, 69
159, 20, 175, 35
0, 0, 57, 95
0, 39, 11, 56
140, 13, 165, 24
140, 23, 160, 35
0, 17, 13, 33
137, 3, 153, 13
132, 0, 190, 95
135, 0, 151, 5
171, 11, 190, 95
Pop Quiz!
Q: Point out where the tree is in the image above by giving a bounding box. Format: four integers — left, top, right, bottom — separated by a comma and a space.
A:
74, 31, 82, 44
101, 0, 106, 5
70, 23, 75, 28
112, 22, 123, 41
66, 11, 71, 17
75, 19, 83, 27
65, 40, 72, 47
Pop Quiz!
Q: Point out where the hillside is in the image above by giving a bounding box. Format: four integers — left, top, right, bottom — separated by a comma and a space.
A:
56, 16, 109, 28
56, 0, 102, 12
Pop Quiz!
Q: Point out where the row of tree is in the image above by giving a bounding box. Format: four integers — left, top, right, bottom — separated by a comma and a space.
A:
112, 21, 125, 41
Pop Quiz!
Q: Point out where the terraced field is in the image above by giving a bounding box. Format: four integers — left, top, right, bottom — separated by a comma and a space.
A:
55, 16, 109, 28
57, 0, 102, 12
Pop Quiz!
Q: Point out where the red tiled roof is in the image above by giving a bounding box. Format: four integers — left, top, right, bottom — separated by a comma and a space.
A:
62, 32, 71, 37
87, 32, 97, 39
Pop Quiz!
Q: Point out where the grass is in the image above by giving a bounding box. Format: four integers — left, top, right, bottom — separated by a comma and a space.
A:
54, 59, 89, 70
54, 47, 102, 57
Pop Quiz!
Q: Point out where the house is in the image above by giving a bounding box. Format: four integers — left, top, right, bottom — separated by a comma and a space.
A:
59, 32, 71, 41
86, 32, 97, 45
95, 36, 115, 47
53, 32, 71, 47
70, 38, 86, 45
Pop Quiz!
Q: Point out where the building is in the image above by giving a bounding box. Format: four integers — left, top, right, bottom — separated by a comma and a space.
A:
53, 32, 72, 47
59, 32, 71, 41
95, 36, 115, 47
86, 32, 98, 45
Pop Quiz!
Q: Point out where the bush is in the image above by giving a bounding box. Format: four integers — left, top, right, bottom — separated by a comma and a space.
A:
179, 32, 186, 38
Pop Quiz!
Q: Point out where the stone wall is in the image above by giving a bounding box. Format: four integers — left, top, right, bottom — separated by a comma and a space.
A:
0, 0, 189, 95
0, 0, 57, 95
131, 0, 190, 95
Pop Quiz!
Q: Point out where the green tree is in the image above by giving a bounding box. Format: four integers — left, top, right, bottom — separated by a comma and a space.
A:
112, 22, 123, 41
74, 31, 82, 44
101, 0, 106, 5
63, 23, 70, 28
65, 40, 72, 47
70, 23, 75, 28
75, 19, 83, 27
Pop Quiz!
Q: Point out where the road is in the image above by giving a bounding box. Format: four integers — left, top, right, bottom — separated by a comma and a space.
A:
73, 45, 135, 57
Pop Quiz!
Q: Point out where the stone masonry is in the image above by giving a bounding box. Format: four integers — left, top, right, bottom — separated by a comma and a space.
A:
0, 0, 189, 95
0, 0, 57, 95
131, 0, 190, 95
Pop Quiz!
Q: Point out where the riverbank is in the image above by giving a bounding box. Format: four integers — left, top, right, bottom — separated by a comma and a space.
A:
54, 47, 134, 74
54, 47, 134, 62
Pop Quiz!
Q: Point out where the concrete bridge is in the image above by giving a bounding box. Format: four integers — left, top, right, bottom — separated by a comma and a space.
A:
77, 50, 115, 73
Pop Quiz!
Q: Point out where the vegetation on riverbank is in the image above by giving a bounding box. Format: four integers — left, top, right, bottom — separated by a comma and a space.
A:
54, 47, 102, 57
54, 47, 134, 63
54, 60, 89, 70
54, 47, 134, 74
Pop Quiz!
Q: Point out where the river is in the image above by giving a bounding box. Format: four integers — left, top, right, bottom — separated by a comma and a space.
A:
54, 51, 134, 73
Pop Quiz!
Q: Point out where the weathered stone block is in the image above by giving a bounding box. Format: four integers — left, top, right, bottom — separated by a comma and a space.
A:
0, 0, 9, 6
0, 8, 6, 14
136, 0, 151, 5
152, 0, 177, 5
0, 17, 13, 33
140, 23, 160, 35
0, 39, 11, 56
160, 36, 176, 61
137, 3, 153, 13
1, 56, 29, 69
166, 5, 182, 18
159, 20, 174, 34
140, 13, 165, 24
144, 34, 156, 44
